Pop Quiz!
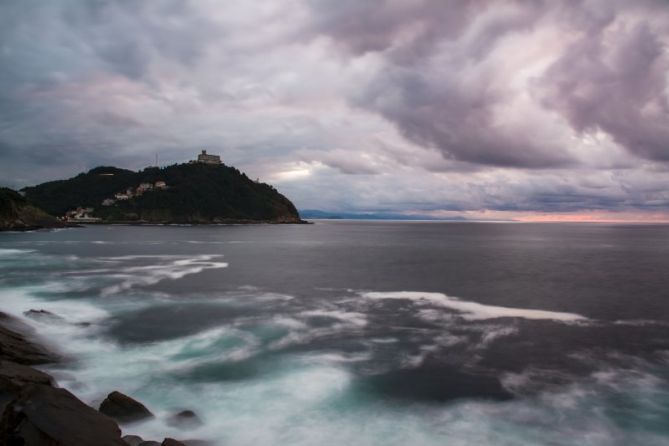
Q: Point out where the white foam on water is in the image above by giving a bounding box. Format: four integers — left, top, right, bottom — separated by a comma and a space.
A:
0, 248, 36, 256
398, 333, 466, 369
186, 240, 235, 244
0, 285, 109, 326
613, 319, 669, 327
302, 351, 372, 364
255, 292, 295, 301
417, 308, 456, 324
300, 309, 368, 327
141, 363, 668, 446
478, 325, 519, 348
362, 291, 588, 322
2, 247, 667, 446
100, 255, 228, 296
269, 315, 308, 330
370, 337, 399, 344
4, 283, 668, 446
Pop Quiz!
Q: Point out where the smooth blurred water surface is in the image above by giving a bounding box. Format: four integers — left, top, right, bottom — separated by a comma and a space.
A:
1, 222, 668, 445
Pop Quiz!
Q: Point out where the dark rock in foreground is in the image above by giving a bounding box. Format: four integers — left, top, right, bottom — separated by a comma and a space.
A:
24, 309, 66, 324
0, 360, 53, 390
0, 316, 190, 446
0, 360, 54, 415
0, 317, 129, 446
178, 440, 213, 446
162, 439, 188, 446
0, 313, 60, 365
0, 384, 126, 446
123, 434, 145, 446
100, 391, 154, 423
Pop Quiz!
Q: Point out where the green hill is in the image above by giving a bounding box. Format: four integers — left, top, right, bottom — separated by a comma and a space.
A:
22, 163, 304, 224
0, 188, 64, 230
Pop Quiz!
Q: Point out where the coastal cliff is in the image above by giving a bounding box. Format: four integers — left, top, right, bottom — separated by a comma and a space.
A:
0, 313, 191, 445
0, 188, 64, 231
23, 163, 305, 224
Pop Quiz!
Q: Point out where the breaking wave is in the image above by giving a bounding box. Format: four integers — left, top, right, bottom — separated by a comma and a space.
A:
363, 291, 587, 322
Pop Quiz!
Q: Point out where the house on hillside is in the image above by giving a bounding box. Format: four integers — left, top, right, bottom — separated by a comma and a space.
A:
137, 183, 153, 194
65, 207, 100, 223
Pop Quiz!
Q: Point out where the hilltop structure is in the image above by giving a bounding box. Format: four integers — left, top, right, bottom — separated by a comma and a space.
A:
196, 150, 222, 165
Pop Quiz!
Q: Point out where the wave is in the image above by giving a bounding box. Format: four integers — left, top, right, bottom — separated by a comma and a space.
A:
4, 281, 668, 446
362, 291, 587, 322
100, 255, 229, 296
0, 248, 36, 256
299, 310, 368, 327
2, 245, 667, 445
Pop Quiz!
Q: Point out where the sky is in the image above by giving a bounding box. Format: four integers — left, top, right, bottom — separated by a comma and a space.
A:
1, 0, 669, 221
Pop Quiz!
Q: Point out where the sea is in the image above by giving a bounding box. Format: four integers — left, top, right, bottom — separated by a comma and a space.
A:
0, 221, 668, 445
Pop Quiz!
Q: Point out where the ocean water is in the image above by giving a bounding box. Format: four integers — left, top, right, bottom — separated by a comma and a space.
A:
1, 221, 668, 445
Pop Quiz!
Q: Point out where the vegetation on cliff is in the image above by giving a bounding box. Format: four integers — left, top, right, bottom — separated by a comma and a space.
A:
0, 187, 63, 231
22, 163, 304, 223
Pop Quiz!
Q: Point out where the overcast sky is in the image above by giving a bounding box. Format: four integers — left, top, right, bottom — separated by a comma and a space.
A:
1, 1, 669, 220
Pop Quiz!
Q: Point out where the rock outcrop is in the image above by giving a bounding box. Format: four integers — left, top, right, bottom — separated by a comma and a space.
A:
0, 315, 127, 445
162, 439, 188, 446
0, 360, 54, 415
0, 313, 60, 366
123, 434, 145, 446
0, 360, 53, 390
0, 187, 64, 231
0, 384, 127, 446
23, 309, 66, 324
99, 391, 154, 423
0, 314, 196, 446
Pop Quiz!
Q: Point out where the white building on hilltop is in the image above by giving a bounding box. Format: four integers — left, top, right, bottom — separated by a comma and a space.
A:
196, 150, 222, 165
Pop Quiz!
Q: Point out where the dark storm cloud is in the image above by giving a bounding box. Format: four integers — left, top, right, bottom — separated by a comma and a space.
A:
540, 18, 669, 162
355, 67, 574, 168
0, 1, 226, 186
1, 0, 669, 216
307, 0, 669, 168
59, 1, 217, 78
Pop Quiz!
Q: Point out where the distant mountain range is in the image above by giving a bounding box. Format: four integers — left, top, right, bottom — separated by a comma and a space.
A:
20, 163, 304, 225
298, 209, 467, 221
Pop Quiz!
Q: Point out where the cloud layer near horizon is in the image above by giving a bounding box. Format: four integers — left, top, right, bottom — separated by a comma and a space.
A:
1, 0, 669, 217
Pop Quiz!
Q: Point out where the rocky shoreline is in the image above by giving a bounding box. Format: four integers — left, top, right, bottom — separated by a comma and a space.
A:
0, 220, 311, 232
0, 187, 71, 232
85, 218, 311, 225
0, 312, 203, 446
